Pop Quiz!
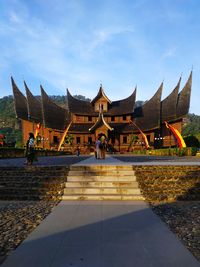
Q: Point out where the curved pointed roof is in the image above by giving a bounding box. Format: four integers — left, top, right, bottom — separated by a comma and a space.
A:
176, 71, 192, 118
134, 83, 163, 131
41, 86, 68, 130
91, 85, 111, 104
11, 77, 28, 120
66, 89, 95, 115
161, 77, 181, 123
24, 81, 43, 123
66, 88, 136, 116
108, 88, 136, 115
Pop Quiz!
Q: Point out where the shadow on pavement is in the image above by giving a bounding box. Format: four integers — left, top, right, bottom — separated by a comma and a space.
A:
1, 202, 200, 267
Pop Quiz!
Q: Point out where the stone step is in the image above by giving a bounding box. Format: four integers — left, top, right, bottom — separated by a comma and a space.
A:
65, 181, 139, 188
69, 165, 134, 171
67, 176, 137, 182
64, 187, 141, 195
68, 172, 134, 176
62, 194, 145, 201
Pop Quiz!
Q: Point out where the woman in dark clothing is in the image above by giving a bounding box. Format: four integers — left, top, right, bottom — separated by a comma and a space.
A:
26, 132, 35, 165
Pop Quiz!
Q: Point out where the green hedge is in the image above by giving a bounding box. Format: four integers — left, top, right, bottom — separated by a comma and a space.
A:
132, 147, 198, 156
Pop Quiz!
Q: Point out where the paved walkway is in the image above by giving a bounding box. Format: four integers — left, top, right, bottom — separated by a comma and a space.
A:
0, 154, 200, 167
1, 155, 200, 266
74, 154, 200, 165
2, 201, 200, 267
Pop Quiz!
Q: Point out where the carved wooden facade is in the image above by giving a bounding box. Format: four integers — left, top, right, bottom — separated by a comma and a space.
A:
12, 73, 192, 152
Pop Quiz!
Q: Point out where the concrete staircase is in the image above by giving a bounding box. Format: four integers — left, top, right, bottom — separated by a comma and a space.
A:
63, 165, 144, 200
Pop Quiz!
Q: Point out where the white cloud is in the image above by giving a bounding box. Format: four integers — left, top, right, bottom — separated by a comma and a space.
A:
161, 47, 177, 60
0, 0, 199, 114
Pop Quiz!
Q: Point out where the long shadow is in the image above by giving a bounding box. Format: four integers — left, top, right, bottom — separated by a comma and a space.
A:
1, 202, 200, 267
0, 155, 91, 167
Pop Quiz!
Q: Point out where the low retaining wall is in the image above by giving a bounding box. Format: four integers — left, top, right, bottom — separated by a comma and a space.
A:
0, 166, 69, 201
0, 148, 71, 159
1, 165, 200, 202
135, 166, 200, 202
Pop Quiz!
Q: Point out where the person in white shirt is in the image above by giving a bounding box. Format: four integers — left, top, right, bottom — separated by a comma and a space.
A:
95, 138, 101, 159
26, 132, 35, 165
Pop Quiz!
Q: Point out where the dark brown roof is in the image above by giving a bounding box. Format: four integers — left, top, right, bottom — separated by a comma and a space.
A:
67, 89, 96, 115
107, 89, 136, 115
24, 81, 43, 123
69, 123, 94, 133
91, 85, 111, 104
41, 86, 68, 130
161, 77, 181, 123
69, 122, 135, 134
89, 114, 114, 131
11, 75, 191, 132
176, 71, 192, 119
133, 83, 163, 131
67, 88, 136, 116
11, 77, 28, 120
109, 123, 136, 133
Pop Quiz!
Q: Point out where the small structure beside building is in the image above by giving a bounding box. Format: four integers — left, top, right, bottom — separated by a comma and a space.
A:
11, 72, 192, 153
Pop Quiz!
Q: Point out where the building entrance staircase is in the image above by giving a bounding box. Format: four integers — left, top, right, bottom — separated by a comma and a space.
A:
63, 165, 144, 200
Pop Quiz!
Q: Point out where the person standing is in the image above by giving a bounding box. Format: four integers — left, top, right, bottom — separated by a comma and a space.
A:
76, 145, 80, 156
100, 135, 106, 159
95, 138, 101, 159
26, 132, 35, 165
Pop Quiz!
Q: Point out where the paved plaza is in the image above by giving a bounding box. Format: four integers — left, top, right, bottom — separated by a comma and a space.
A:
0, 153, 200, 166
1, 155, 200, 266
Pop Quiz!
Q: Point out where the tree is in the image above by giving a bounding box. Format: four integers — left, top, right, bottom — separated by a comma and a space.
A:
65, 134, 74, 145
184, 135, 200, 148
182, 114, 200, 136
129, 133, 139, 151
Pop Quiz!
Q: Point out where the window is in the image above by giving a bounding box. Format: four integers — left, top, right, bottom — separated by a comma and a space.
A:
76, 137, 80, 144
123, 136, 127, 144
88, 116, 92, 122
111, 116, 115, 122
53, 136, 58, 144
88, 137, 92, 144
123, 115, 126, 121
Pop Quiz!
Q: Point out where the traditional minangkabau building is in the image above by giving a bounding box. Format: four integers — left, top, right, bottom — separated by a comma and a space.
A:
11, 72, 192, 153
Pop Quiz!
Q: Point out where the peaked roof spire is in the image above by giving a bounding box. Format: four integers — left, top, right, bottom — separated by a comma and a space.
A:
176, 71, 192, 118
161, 76, 181, 123
24, 81, 42, 122
91, 84, 111, 104
11, 76, 28, 120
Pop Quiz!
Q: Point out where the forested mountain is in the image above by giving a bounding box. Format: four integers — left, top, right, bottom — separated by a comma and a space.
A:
182, 113, 200, 136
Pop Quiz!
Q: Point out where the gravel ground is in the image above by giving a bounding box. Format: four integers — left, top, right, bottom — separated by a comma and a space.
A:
0, 200, 58, 265
152, 201, 200, 262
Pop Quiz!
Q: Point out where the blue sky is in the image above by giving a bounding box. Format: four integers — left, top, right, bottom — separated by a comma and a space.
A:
0, 0, 200, 114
